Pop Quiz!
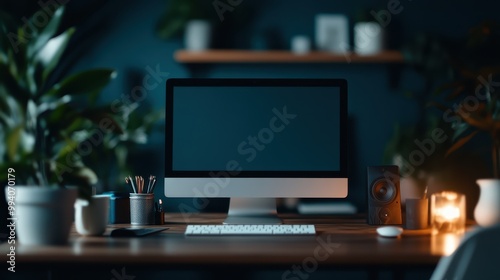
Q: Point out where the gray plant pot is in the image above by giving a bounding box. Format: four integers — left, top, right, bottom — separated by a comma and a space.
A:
5, 186, 77, 245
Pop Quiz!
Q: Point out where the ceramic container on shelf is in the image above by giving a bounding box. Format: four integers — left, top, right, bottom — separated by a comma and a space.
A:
315, 14, 349, 54
291, 35, 311, 55
475, 179, 500, 226
354, 21, 384, 55
184, 20, 212, 51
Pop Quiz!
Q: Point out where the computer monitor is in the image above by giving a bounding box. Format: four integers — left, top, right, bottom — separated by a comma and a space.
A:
165, 78, 348, 224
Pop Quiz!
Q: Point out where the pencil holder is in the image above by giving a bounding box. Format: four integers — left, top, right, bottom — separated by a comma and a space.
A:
130, 193, 154, 225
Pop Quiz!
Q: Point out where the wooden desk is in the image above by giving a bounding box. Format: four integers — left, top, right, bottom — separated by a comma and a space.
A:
1, 213, 463, 280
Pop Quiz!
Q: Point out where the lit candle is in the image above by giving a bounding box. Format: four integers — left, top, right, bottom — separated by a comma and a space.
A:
431, 191, 466, 234
436, 205, 460, 221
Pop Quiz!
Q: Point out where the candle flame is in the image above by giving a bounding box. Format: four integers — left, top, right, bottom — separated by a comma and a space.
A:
438, 205, 460, 220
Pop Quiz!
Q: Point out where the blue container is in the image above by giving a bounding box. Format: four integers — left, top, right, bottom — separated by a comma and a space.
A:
103, 192, 130, 224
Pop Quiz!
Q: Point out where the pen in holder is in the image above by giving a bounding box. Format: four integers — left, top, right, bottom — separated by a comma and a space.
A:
126, 175, 157, 225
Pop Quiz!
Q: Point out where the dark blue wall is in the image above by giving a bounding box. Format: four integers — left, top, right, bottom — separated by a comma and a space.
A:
65, 0, 499, 212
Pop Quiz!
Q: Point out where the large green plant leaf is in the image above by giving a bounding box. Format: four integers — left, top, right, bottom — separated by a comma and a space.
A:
7, 125, 23, 161
27, 6, 65, 59
452, 122, 471, 141
7, 48, 20, 82
0, 92, 24, 128
36, 95, 72, 116
0, 12, 13, 61
0, 63, 25, 111
46, 69, 117, 97
36, 27, 76, 83
492, 99, 500, 120
455, 102, 492, 131
80, 108, 124, 134
0, 11, 24, 65
55, 138, 81, 162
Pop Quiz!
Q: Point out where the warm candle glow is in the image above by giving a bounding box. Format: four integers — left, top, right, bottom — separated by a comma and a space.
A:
431, 233, 461, 256
436, 205, 460, 221
431, 191, 466, 234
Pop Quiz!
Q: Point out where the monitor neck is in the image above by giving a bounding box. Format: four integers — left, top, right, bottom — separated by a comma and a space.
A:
224, 198, 282, 225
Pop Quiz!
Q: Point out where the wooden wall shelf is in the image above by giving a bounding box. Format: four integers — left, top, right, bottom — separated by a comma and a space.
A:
174, 50, 404, 64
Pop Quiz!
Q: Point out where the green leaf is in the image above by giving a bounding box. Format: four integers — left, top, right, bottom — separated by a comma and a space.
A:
36, 95, 72, 116
81, 109, 124, 134
446, 130, 480, 157
26, 99, 37, 131
26, 64, 38, 97
55, 138, 80, 161
452, 122, 471, 141
7, 29, 29, 80
492, 99, 500, 120
60, 166, 94, 200
36, 27, 76, 82
0, 94, 21, 128
7, 48, 19, 81
63, 118, 87, 135
46, 69, 117, 97
458, 103, 491, 131
0, 63, 26, 107
27, 6, 65, 58
7, 125, 23, 161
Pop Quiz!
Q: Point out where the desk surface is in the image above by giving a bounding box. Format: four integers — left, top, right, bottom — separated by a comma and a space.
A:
1, 213, 463, 268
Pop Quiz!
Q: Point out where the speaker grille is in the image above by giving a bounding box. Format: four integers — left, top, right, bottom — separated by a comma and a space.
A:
371, 178, 396, 203
367, 165, 402, 225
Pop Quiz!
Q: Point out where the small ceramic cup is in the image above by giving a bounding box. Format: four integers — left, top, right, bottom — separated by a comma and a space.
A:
291, 35, 311, 55
75, 195, 110, 236
405, 198, 429, 229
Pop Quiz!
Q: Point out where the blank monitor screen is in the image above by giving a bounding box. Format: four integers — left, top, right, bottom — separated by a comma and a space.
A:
165, 79, 348, 198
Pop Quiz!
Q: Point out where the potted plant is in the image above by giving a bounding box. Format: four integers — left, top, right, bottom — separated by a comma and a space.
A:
384, 33, 454, 200
385, 31, 491, 218
436, 21, 500, 226
0, 6, 121, 244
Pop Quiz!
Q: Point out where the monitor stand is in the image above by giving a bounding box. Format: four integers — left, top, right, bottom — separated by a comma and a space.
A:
223, 198, 282, 224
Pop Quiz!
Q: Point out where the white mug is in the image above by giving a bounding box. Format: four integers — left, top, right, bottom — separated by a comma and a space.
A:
75, 195, 110, 236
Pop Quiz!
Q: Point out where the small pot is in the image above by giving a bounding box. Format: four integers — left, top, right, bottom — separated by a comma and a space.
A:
5, 186, 77, 245
354, 21, 384, 55
184, 20, 212, 51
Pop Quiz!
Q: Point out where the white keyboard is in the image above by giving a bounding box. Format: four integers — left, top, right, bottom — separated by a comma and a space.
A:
185, 224, 316, 236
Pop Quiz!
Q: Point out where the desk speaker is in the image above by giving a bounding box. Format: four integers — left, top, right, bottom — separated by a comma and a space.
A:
367, 165, 402, 225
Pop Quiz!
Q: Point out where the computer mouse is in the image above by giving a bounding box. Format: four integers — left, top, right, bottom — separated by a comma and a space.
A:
110, 227, 168, 237
376, 226, 403, 238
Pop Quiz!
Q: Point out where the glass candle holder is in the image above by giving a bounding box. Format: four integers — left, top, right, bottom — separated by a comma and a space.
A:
431, 191, 466, 234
